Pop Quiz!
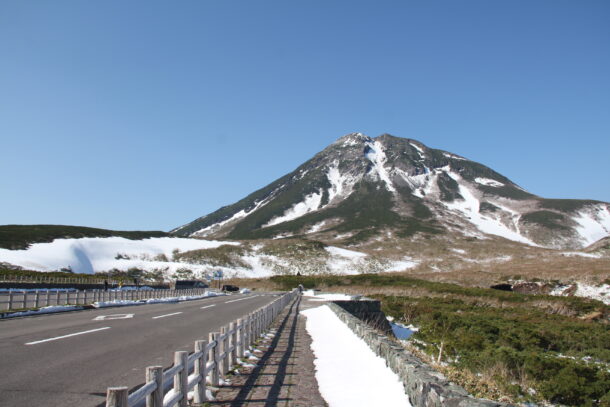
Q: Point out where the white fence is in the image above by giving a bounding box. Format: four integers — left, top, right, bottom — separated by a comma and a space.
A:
106, 289, 299, 407
0, 288, 208, 311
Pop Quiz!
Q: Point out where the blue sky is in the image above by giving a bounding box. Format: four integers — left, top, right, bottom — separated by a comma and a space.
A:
1, 1, 609, 231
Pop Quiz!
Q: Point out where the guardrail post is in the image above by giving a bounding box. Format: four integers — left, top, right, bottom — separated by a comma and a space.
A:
229, 322, 237, 367
220, 326, 229, 376
146, 366, 163, 407
210, 332, 220, 386
8, 291, 14, 310
174, 351, 188, 407
22, 291, 27, 309
35, 290, 40, 308
106, 387, 128, 407
194, 340, 207, 403
236, 318, 244, 358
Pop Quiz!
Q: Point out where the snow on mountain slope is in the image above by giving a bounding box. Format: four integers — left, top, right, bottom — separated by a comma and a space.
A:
0, 237, 237, 274
572, 206, 610, 246
264, 189, 324, 227
365, 140, 396, 193
443, 171, 537, 245
173, 133, 610, 249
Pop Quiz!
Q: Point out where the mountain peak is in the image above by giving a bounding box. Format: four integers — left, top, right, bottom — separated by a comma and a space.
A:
333, 132, 372, 146
173, 133, 610, 249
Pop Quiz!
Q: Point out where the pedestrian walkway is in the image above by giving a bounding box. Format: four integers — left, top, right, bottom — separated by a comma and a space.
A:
209, 295, 327, 407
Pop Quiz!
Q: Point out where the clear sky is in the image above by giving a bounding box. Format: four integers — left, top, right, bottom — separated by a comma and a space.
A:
1, 1, 609, 231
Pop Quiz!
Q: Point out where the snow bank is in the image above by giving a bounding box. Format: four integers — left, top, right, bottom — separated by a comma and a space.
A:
92, 291, 224, 308
303, 290, 354, 301
301, 305, 411, 407
0, 237, 237, 274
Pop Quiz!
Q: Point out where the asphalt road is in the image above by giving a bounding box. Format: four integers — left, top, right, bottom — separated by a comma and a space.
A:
0, 292, 279, 406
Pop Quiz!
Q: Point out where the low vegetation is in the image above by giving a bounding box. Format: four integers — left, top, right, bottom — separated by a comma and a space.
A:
266, 274, 609, 406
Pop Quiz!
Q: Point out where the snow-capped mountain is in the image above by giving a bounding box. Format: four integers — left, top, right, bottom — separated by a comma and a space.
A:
173, 133, 610, 249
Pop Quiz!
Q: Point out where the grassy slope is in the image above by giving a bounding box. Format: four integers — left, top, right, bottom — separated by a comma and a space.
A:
0, 224, 168, 250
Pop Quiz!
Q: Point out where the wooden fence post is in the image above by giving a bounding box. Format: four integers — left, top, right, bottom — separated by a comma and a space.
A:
194, 340, 207, 403
174, 351, 188, 407
106, 387, 128, 407
146, 366, 163, 407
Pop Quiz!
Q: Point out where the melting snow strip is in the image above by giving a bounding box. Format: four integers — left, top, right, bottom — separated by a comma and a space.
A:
301, 305, 411, 407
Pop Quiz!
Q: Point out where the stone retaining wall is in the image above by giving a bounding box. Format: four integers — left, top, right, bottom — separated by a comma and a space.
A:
328, 302, 512, 407
332, 299, 393, 334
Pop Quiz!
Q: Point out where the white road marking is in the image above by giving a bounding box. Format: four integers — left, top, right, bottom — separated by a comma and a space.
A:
25, 327, 111, 345
93, 313, 134, 321
152, 312, 183, 319
200, 304, 216, 309
225, 295, 258, 304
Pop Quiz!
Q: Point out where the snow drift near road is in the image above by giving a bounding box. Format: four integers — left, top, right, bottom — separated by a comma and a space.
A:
0, 237, 237, 274
301, 305, 411, 407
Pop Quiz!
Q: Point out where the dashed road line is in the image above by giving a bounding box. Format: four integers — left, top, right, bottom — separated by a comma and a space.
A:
152, 312, 183, 319
200, 304, 216, 309
25, 327, 111, 345
225, 295, 258, 304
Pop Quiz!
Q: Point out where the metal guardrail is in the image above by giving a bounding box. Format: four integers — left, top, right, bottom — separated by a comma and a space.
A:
0, 288, 208, 311
0, 274, 140, 285
105, 289, 299, 407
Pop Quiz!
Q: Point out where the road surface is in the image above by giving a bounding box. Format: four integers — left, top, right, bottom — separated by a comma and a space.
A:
0, 292, 278, 406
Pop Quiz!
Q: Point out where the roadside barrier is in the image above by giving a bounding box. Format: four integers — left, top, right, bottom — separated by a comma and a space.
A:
106, 289, 299, 407
0, 288, 208, 311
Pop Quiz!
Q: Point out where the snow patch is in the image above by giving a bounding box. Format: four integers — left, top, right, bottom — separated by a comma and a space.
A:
409, 142, 425, 158
443, 152, 467, 161
193, 197, 272, 236
306, 221, 328, 234
303, 290, 355, 301
572, 206, 610, 247
443, 172, 537, 246
325, 246, 367, 259
386, 257, 418, 272
474, 177, 505, 188
365, 140, 396, 193
301, 305, 412, 407
264, 189, 324, 227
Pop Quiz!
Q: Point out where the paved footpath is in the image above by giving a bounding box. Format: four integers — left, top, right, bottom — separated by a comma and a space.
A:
207, 295, 327, 407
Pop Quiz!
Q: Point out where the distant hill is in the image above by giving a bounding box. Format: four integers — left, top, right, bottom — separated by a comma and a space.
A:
0, 224, 168, 250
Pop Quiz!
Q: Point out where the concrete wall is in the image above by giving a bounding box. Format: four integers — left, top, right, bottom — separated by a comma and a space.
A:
328, 302, 512, 407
